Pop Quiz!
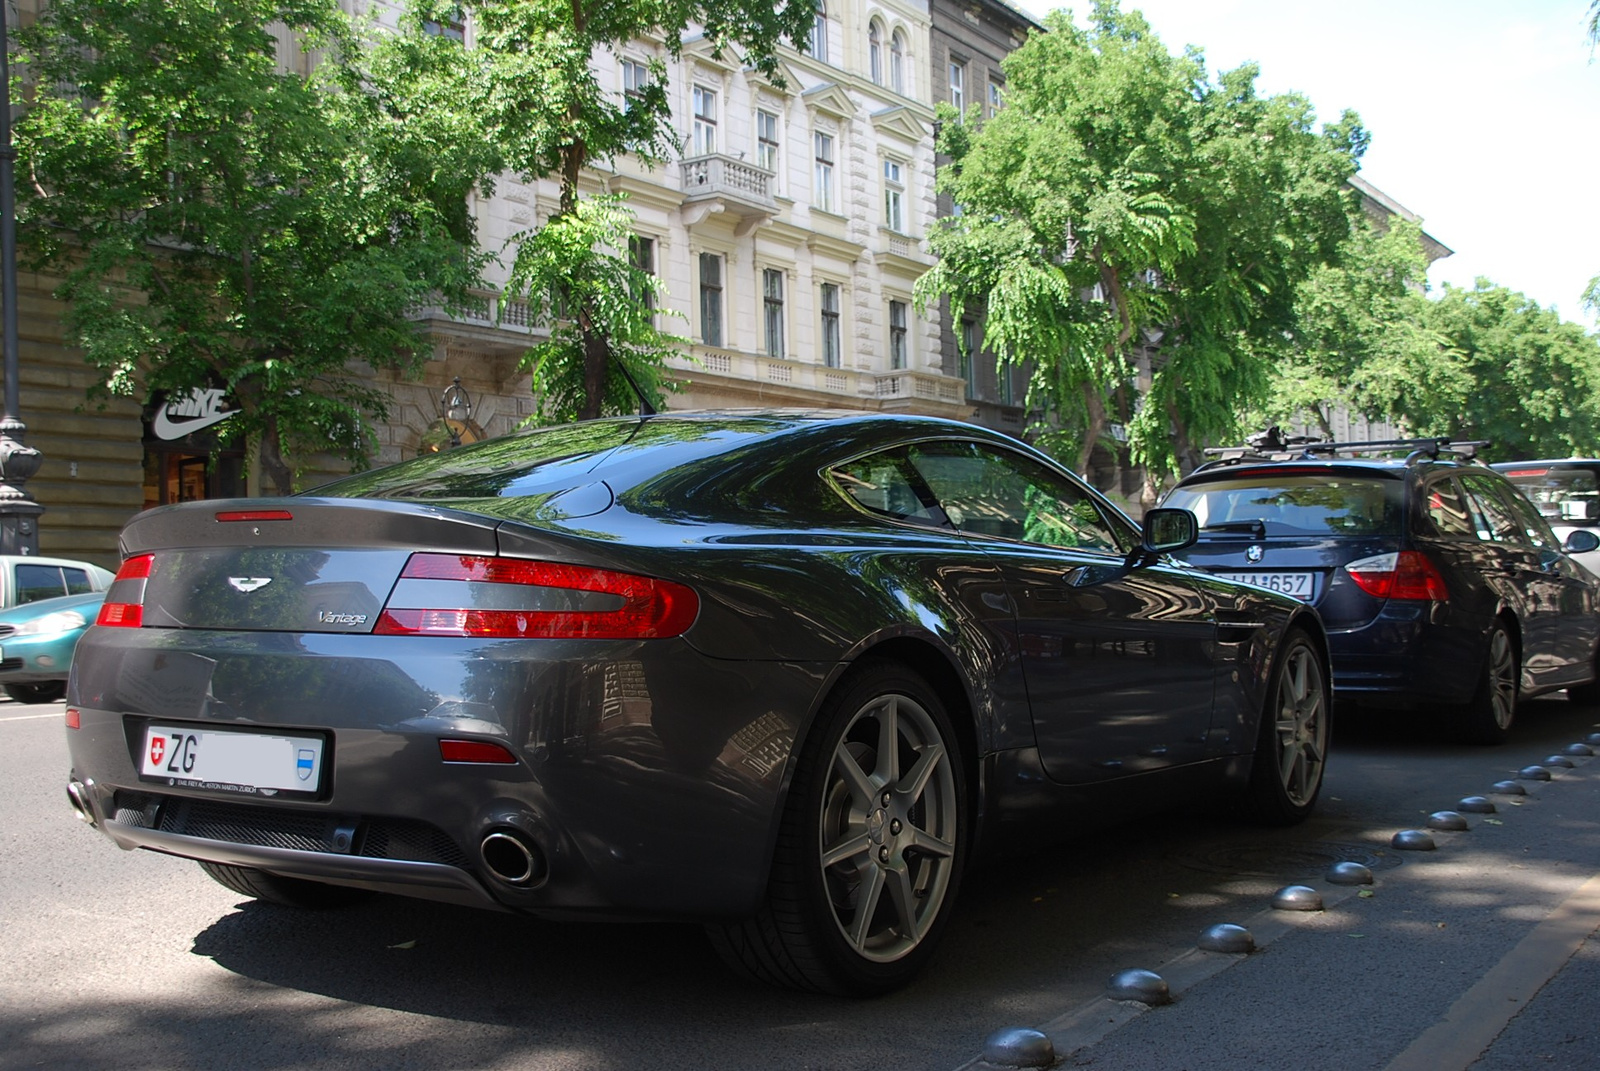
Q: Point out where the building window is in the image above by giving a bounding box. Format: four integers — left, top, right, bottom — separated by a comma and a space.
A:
699, 252, 723, 347
890, 31, 906, 94
692, 85, 718, 156
987, 78, 1003, 119
423, 5, 465, 40
820, 282, 841, 368
763, 269, 786, 358
961, 318, 979, 398
889, 299, 908, 369
810, 0, 829, 62
949, 59, 966, 114
883, 158, 904, 233
622, 59, 649, 110
629, 235, 655, 313
756, 109, 779, 173
999, 356, 1014, 405
869, 20, 883, 84
813, 131, 835, 213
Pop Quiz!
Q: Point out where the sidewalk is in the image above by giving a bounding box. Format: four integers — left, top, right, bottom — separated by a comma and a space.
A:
965, 738, 1600, 1070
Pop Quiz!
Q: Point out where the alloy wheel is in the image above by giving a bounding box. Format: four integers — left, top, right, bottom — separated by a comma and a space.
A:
1273, 642, 1327, 809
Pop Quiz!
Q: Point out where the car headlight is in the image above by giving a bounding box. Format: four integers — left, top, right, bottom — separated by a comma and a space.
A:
13, 610, 88, 636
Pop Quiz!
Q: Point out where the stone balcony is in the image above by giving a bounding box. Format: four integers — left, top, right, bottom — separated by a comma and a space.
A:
679, 154, 778, 232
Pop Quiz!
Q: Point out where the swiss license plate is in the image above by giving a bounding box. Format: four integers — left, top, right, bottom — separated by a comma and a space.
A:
1213, 571, 1315, 599
140, 724, 325, 796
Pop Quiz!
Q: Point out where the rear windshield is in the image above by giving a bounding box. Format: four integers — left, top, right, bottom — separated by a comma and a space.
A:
1497, 464, 1600, 524
1165, 474, 1404, 537
309, 417, 779, 501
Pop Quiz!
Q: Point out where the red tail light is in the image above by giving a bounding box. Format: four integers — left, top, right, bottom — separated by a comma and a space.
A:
439, 739, 519, 764
216, 509, 293, 522
1345, 550, 1449, 601
374, 554, 699, 639
96, 553, 155, 628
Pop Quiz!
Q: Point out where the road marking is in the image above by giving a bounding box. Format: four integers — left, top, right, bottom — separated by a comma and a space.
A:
1381, 871, 1600, 1071
0, 712, 66, 723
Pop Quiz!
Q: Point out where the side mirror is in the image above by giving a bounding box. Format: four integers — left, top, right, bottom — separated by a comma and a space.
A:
1142, 507, 1198, 554
1565, 530, 1600, 554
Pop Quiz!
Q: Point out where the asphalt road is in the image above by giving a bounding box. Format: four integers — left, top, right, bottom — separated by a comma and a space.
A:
4, 696, 1599, 1071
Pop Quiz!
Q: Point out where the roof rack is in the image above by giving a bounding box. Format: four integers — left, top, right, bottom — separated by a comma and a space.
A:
1196, 432, 1492, 472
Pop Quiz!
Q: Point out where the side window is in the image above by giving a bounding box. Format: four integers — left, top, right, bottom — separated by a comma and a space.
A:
1423, 478, 1475, 539
63, 568, 93, 595
907, 441, 1132, 553
14, 565, 67, 605
1493, 478, 1562, 551
1460, 474, 1529, 547
830, 451, 942, 525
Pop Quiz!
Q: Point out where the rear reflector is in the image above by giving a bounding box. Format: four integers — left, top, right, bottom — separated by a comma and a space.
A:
96, 554, 155, 628
439, 739, 519, 764
375, 554, 699, 639
65, 708, 80, 730
216, 510, 293, 522
1345, 550, 1449, 601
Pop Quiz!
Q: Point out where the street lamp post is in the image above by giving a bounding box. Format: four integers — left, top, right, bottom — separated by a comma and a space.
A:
438, 376, 472, 449
0, 2, 43, 555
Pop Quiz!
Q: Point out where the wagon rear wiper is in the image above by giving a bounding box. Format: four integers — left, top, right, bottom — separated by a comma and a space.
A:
1200, 520, 1267, 539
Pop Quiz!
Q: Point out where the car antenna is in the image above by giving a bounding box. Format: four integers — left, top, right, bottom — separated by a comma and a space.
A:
614, 359, 657, 417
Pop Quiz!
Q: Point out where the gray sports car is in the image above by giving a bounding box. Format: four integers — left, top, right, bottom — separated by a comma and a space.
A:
65, 411, 1329, 995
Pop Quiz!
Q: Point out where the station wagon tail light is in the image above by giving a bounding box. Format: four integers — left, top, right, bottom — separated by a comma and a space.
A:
1344, 550, 1449, 601
96, 554, 155, 628
374, 554, 699, 639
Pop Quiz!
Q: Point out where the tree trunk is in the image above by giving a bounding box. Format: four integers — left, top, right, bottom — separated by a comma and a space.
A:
258, 412, 294, 496
1073, 382, 1108, 477
579, 327, 609, 421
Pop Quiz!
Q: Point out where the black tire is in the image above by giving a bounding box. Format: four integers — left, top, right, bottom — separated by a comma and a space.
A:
1461, 621, 1518, 745
1239, 630, 1329, 826
5, 681, 66, 704
198, 861, 373, 908
707, 662, 968, 996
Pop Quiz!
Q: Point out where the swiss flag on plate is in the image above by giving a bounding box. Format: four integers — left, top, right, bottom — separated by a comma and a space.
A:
149, 736, 166, 767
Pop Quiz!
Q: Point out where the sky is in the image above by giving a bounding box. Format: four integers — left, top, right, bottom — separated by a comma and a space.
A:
1018, 1, 1600, 329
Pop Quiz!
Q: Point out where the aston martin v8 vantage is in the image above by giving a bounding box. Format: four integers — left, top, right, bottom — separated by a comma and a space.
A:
65, 411, 1329, 995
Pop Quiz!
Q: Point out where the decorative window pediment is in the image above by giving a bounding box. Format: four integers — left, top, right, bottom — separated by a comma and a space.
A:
871, 106, 927, 145
803, 82, 855, 120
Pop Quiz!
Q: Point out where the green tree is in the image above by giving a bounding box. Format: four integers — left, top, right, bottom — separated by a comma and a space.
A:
380, 0, 814, 421
16, 0, 490, 494
1417, 281, 1600, 459
1262, 216, 1466, 437
915, 1, 1362, 488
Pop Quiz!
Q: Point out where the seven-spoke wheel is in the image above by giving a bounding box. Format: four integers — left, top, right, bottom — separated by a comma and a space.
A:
1241, 630, 1328, 825
709, 662, 966, 995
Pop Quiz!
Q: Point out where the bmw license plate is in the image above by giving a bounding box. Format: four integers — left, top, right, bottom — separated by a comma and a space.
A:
1213, 571, 1315, 599
140, 724, 325, 796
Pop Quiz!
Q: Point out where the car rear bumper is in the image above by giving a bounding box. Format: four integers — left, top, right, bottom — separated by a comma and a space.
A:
1326, 601, 1485, 705
65, 626, 829, 920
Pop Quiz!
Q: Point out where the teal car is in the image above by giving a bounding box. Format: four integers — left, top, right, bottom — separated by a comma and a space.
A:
0, 591, 106, 703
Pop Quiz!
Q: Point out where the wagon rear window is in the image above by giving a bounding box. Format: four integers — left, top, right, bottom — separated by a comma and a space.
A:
1165, 475, 1403, 537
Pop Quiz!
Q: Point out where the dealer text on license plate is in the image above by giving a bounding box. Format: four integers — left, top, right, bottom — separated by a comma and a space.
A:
1213, 571, 1315, 599
140, 725, 325, 794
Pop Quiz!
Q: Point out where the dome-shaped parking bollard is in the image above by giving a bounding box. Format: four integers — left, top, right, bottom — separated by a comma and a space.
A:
1198, 923, 1255, 953
1519, 766, 1553, 781
1563, 743, 1594, 757
1428, 811, 1469, 831
1457, 796, 1496, 814
1272, 885, 1324, 911
1587, 732, 1600, 746
1492, 780, 1527, 795
1107, 968, 1171, 1005
1392, 829, 1436, 851
1543, 755, 1576, 769
1326, 861, 1374, 885
982, 1027, 1055, 1068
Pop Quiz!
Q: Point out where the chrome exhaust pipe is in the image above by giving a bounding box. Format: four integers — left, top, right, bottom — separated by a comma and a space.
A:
480, 829, 545, 885
66, 780, 96, 826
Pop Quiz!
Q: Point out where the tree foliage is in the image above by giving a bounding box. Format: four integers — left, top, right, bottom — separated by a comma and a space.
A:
381, 0, 814, 421
15, 0, 489, 493
1413, 281, 1600, 460
915, 1, 1363, 485
1260, 216, 1465, 436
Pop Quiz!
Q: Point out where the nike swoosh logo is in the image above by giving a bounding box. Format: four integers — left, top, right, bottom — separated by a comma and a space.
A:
152, 407, 235, 440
